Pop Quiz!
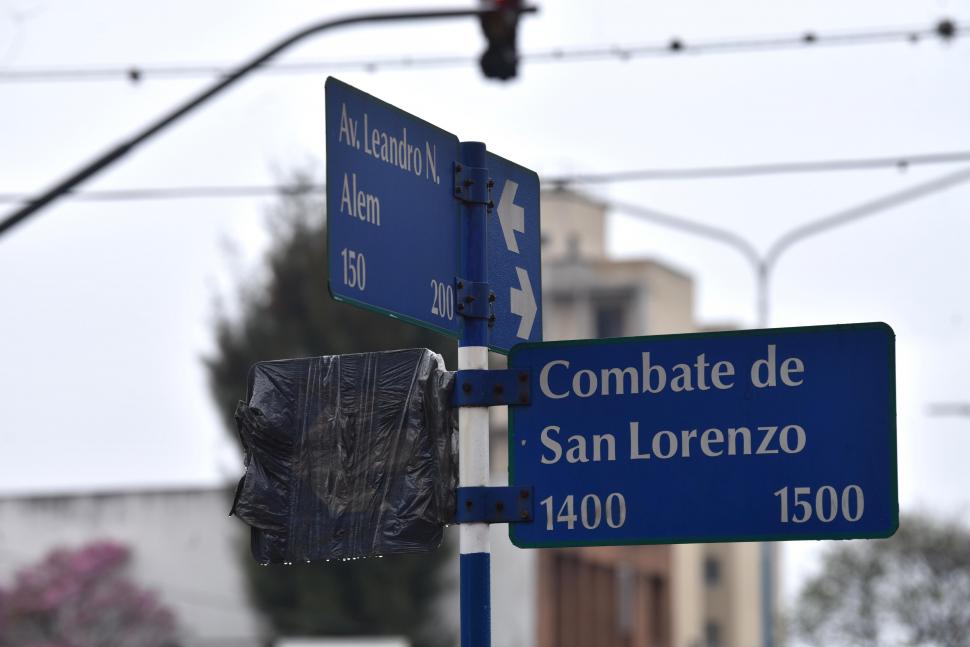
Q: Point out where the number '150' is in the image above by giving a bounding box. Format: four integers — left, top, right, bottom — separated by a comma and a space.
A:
340, 248, 366, 291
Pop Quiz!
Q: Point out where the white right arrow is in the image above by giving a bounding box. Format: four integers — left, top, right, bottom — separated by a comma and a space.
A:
497, 179, 524, 254
510, 266, 537, 340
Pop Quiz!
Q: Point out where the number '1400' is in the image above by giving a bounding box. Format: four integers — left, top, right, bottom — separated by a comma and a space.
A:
540, 493, 626, 531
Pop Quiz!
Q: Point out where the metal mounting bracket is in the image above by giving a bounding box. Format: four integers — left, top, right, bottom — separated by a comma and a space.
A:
453, 368, 531, 407
455, 486, 534, 524
453, 163, 493, 206
455, 278, 492, 320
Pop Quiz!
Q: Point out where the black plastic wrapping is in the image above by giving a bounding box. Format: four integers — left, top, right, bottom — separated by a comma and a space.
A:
230, 348, 457, 563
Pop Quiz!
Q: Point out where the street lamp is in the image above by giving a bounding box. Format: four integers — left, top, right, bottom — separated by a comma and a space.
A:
608, 164, 970, 328
596, 163, 970, 647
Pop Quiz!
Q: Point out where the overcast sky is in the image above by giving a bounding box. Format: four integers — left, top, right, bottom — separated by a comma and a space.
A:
1, 0, 969, 602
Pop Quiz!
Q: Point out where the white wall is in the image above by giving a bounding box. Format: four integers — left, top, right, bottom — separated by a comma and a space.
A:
0, 488, 264, 646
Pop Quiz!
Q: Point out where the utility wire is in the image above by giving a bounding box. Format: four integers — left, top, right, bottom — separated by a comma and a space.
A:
0, 19, 963, 84
927, 403, 970, 417
3, 150, 970, 205
0, 5, 529, 239
0, 184, 316, 204
545, 151, 970, 185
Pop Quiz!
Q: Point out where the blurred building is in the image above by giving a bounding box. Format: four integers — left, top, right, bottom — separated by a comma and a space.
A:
0, 486, 264, 646
0, 189, 775, 647
487, 189, 773, 647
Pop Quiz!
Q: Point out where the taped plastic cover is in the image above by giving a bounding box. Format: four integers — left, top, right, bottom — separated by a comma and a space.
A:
230, 348, 457, 563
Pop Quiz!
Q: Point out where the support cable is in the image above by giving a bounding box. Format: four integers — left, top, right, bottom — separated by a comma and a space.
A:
0, 19, 964, 84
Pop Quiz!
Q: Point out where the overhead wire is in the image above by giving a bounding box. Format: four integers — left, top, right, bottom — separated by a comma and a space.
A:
3, 150, 970, 205
927, 403, 970, 417
0, 19, 964, 84
1, 17, 966, 233
544, 151, 970, 185
0, 184, 316, 204
0, 6, 517, 239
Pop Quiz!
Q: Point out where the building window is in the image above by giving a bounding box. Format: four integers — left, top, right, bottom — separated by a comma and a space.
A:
616, 564, 633, 635
651, 576, 667, 645
567, 234, 581, 259
705, 620, 722, 647
704, 556, 721, 586
595, 302, 626, 339
543, 553, 670, 647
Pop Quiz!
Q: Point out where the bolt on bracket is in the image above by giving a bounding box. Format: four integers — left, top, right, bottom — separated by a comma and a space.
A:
455, 485, 534, 524
452, 368, 531, 407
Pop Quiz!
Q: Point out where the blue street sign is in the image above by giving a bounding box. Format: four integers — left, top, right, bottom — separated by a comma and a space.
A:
485, 153, 542, 351
326, 78, 541, 352
326, 78, 460, 339
508, 323, 898, 547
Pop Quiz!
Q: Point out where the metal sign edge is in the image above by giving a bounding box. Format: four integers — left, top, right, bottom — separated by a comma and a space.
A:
324, 77, 542, 353
485, 150, 543, 353
326, 76, 461, 141
325, 76, 465, 341
507, 321, 899, 548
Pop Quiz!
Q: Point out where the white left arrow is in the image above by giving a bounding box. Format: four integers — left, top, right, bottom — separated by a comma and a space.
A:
497, 179, 525, 254
510, 266, 537, 340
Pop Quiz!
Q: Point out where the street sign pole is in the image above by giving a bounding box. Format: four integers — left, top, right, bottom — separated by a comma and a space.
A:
457, 141, 491, 647
326, 79, 541, 647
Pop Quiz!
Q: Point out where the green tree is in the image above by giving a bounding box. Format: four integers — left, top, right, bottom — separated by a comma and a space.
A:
794, 513, 970, 647
206, 178, 456, 647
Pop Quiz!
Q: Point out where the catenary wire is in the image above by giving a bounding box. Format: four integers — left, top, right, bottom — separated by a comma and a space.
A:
927, 403, 970, 416
544, 151, 970, 184
0, 6, 513, 239
3, 150, 970, 205
0, 19, 964, 84
0, 184, 314, 204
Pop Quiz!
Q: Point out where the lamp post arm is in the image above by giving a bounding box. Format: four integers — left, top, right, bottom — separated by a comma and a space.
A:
763, 165, 970, 274
607, 199, 762, 271
0, 5, 536, 240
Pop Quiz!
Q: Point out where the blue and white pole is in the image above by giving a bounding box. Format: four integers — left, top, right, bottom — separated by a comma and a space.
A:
458, 141, 491, 647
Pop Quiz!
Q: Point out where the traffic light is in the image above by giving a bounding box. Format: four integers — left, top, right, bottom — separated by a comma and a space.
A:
230, 349, 457, 562
479, 0, 522, 80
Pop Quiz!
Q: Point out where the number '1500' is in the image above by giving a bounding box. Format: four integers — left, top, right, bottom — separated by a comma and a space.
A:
774, 485, 864, 523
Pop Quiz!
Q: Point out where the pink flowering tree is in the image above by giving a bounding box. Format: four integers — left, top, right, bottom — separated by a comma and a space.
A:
0, 541, 178, 647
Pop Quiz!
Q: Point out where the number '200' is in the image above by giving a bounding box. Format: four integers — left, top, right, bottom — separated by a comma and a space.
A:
430, 279, 454, 320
